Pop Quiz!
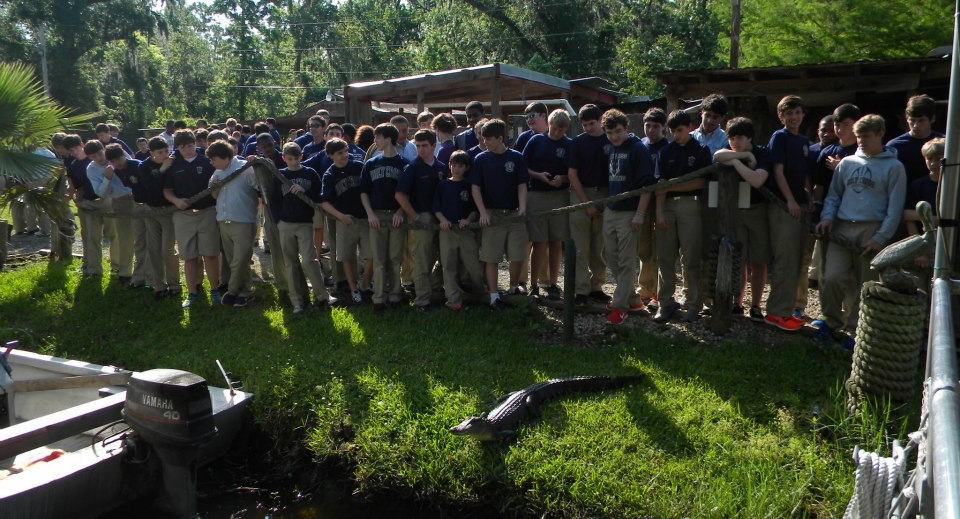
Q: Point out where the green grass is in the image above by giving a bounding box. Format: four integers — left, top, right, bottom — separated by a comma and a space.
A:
0, 260, 920, 518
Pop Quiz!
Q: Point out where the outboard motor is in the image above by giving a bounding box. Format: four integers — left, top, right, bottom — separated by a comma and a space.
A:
122, 369, 217, 518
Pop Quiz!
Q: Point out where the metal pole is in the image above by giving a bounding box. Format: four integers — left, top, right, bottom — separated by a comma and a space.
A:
927, 278, 960, 517
563, 238, 575, 342
935, 0, 960, 276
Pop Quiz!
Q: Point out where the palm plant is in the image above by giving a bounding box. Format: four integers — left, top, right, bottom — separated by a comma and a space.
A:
0, 61, 97, 262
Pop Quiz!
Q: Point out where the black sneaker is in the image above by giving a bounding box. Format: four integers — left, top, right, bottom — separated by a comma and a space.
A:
749, 306, 764, 322
221, 293, 238, 306
732, 305, 745, 315
118, 276, 132, 285
588, 290, 612, 303
233, 295, 249, 307
490, 298, 511, 310
545, 285, 562, 300
373, 303, 385, 314
417, 304, 439, 313
154, 289, 168, 301
574, 294, 589, 307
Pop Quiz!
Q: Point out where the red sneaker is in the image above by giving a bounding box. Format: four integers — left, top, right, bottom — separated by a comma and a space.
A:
765, 314, 802, 332
606, 308, 628, 325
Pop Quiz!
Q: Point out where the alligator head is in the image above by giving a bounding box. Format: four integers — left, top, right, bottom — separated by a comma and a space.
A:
449, 416, 501, 442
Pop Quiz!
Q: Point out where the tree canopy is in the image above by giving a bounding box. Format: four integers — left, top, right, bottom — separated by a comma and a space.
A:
0, 0, 952, 131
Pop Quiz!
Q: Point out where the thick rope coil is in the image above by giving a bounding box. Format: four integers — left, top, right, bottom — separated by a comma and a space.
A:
847, 281, 926, 410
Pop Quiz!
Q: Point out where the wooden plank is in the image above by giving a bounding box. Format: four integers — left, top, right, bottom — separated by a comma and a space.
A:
10, 372, 131, 393
710, 166, 739, 335
0, 392, 126, 461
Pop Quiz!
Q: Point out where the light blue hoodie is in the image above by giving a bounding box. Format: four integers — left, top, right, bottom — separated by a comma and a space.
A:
821, 145, 906, 245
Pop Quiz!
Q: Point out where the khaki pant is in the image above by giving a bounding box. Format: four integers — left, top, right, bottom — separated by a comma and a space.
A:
144, 209, 179, 291
369, 210, 406, 304
219, 221, 256, 297
766, 206, 804, 317
410, 213, 440, 307
78, 198, 122, 275
603, 209, 643, 311
820, 221, 880, 331
130, 206, 149, 285
636, 204, 657, 299
438, 227, 483, 306
794, 231, 818, 310
568, 190, 607, 296
279, 221, 330, 306
656, 197, 701, 308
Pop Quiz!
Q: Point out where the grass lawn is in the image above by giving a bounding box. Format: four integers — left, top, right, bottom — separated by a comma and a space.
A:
0, 259, 918, 518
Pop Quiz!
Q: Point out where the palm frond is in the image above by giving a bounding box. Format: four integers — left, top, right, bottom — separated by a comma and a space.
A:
0, 172, 71, 229
0, 149, 61, 184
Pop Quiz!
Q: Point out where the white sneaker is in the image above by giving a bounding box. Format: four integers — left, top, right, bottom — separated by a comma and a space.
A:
351, 290, 363, 304
292, 305, 304, 314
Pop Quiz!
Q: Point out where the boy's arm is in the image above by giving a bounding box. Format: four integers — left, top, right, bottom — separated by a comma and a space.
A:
163, 187, 189, 210
713, 149, 756, 168
394, 191, 417, 222
772, 163, 801, 219
320, 201, 352, 224
633, 192, 651, 230
517, 182, 527, 216
360, 193, 379, 229
472, 185, 490, 226
568, 166, 599, 217
872, 166, 908, 248
720, 158, 768, 188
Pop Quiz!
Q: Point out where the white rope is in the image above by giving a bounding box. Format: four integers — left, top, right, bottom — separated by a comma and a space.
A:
844, 441, 910, 519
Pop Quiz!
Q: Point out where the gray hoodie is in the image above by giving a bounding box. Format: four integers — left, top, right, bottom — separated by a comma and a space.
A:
821, 145, 906, 245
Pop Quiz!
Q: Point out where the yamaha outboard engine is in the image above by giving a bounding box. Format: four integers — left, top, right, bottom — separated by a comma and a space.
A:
122, 369, 217, 518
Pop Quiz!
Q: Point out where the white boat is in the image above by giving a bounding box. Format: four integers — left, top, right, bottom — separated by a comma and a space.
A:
0, 346, 253, 519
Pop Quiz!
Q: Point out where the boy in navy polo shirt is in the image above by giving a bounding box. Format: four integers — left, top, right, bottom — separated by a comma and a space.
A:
163, 129, 220, 308
887, 95, 944, 183
274, 142, 337, 312
903, 137, 943, 267
320, 139, 372, 305
639, 107, 669, 307
132, 136, 180, 299
103, 144, 144, 287
567, 104, 612, 306
514, 102, 548, 152
396, 129, 445, 311
600, 110, 656, 325
653, 110, 712, 323
765, 95, 810, 332
714, 118, 772, 321
470, 119, 529, 309
523, 108, 572, 299
432, 113, 457, 166
455, 101, 484, 151
360, 123, 408, 311
434, 150, 483, 310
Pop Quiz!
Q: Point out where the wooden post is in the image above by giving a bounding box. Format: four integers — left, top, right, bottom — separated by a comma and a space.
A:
563, 238, 575, 343
710, 166, 739, 334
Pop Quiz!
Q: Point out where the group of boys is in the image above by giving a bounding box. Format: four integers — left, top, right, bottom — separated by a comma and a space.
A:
35, 93, 939, 348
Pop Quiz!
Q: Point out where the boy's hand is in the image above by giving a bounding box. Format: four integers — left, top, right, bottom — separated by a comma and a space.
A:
338, 214, 353, 225
787, 200, 801, 219
161, 156, 174, 170
391, 211, 403, 228
458, 218, 470, 229
104, 165, 115, 179
815, 219, 832, 236
288, 184, 304, 195
825, 155, 842, 171
439, 219, 451, 230
915, 255, 931, 268
174, 198, 189, 211
479, 211, 490, 227
655, 210, 667, 231
861, 238, 883, 256
368, 214, 380, 229
631, 212, 645, 231
586, 206, 601, 218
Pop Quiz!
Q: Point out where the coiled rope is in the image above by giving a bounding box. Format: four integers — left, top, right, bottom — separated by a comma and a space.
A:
846, 281, 926, 411
843, 441, 911, 519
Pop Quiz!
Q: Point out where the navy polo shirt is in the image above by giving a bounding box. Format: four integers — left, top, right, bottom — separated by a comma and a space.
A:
607, 135, 656, 211
397, 157, 444, 213
275, 166, 322, 224
813, 142, 857, 188
163, 154, 215, 209
320, 161, 365, 218
658, 139, 712, 182
433, 178, 476, 223
468, 148, 529, 210
523, 133, 571, 192
67, 157, 96, 200
360, 154, 407, 211
767, 128, 810, 204
887, 131, 945, 182
570, 132, 612, 188
132, 158, 173, 207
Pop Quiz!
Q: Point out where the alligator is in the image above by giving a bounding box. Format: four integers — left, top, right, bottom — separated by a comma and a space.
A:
449, 375, 645, 442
